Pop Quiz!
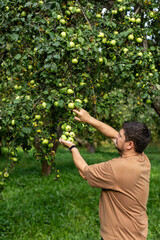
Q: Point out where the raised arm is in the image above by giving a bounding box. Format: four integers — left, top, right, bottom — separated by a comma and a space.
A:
73, 108, 118, 144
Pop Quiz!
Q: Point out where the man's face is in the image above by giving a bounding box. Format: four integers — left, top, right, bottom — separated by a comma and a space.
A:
115, 129, 126, 153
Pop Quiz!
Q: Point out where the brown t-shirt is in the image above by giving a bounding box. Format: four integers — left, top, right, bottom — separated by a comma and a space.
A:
84, 153, 151, 240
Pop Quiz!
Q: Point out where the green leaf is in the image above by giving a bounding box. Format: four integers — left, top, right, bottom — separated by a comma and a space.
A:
14, 54, 21, 60
22, 127, 32, 134
9, 33, 19, 41
78, 37, 85, 45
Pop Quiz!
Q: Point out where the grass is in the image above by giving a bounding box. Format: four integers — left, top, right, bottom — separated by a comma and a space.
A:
0, 143, 160, 240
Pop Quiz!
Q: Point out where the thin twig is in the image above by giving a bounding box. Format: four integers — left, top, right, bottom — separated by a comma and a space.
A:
76, 0, 93, 32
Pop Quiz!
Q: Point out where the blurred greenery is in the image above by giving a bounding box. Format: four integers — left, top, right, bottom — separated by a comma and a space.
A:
0, 143, 159, 240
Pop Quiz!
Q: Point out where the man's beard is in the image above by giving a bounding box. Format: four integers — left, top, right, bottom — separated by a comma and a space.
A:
115, 146, 124, 154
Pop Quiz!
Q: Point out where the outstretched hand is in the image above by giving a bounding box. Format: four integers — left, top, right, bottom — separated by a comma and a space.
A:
73, 108, 92, 123
59, 138, 75, 148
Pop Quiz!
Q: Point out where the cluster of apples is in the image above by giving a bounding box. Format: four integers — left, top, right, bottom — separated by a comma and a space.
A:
61, 124, 76, 143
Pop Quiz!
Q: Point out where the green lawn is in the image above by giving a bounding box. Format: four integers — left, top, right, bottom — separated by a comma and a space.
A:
0, 144, 160, 240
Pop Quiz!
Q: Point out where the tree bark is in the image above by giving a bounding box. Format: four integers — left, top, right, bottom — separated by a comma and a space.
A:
41, 140, 59, 176
152, 96, 160, 117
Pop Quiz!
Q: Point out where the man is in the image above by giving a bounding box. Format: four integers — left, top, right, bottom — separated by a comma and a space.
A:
59, 108, 151, 240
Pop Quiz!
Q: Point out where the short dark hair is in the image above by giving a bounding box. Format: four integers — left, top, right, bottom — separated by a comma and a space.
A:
122, 121, 151, 153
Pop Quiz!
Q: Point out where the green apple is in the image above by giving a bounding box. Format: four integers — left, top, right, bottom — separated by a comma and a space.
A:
96, 14, 101, 18
137, 52, 143, 56
21, 11, 27, 17
61, 135, 67, 140
48, 143, 54, 148
4, 172, 9, 178
102, 38, 107, 43
75, 99, 82, 104
119, 7, 124, 12
39, 0, 44, 3
30, 80, 35, 84
61, 32, 67, 38
54, 101, 59, 107
35, 115, 41, 120
136, 38, 143, 43
11, 119, 15, 125
150, 64, 155, 70
136, 18, 141, 24
64, 131, 70, 136
67, 89, 74, 94
65, 125, 71, 131
130, 17, 135, 23
67, 137, 74, 142
103, 93, 108, 100
123, 48, 128, 53
70, 132, 75, 137
114, 31, 118, 35
65, 10, 71, 15
98, 32, 104, 38
76, 8, 81, 13
42, 102, 47, 108
60, 19, 66, 24
57, 15, 61, 20
25, 95, 31, 100
99, 57, 103, 63
68, 102, 75, 109
128, 34, 134, 40
117, 0, 122, 2
112, 10, 117, 14
42, 139, 49, 144
12, 157, 18, 162
5, 6, 9, 11
72, 58, 78, 64
28, 65, 33, 70
69, 41, 75, 47
110, 40, 116, 46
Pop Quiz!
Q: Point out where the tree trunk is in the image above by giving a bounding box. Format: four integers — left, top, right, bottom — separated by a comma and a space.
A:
41, 140, 59, 176
152, 96, 160, 117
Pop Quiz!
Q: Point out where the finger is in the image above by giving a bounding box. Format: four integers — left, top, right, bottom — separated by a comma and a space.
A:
74, 116, 81, 122
73, 109, 80, 115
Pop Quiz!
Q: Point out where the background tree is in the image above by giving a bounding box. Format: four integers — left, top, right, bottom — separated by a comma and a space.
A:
0, 0, 159, 191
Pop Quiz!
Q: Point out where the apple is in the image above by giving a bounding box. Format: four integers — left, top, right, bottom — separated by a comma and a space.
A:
70, 132, 75, 137
136, 38, 143, 43
117, 0, 122, 2
54, 101, 59, 107
137, 52, 143, 56
123, 48, 128, 53
65, 10, 71, 15
61, 124, 67, 130
136, 18, 141, 24
42, 139, 49, 144
21, 11, 27, 17
114, 31, 118, 35
112, 10, 117, 14
39, 121, 43, 125
28, 65, 33, 70
96, 14, 101, 18
68, 102, 75, 109
61, 135, 67, 140
65, 125, 71, 131
149, 73, 153, 77
25, 95, 31, 100
48, 143, 54, 148
72, 58, 78, 64
39, 1, 44, 3
119, 7, 124, 12
98, 32, 104, 38
130, 17, 135, 23
84, 98, 88, 103
5, 6, 9, 11
99, 57, 103, 63
69, 41, 75, 47
128, 34, 134, 40
57, 15, 61, 20
12, 157, 18, 162
35, 115, 41, 120
149, 12, 154, 18
67, 89, 74, 94
30, 80, 35, 84
75, 99, 82, 104
103, 93, 108, 100
102, 38, 107, 43
60, 19, 66, 24
67, 137, 74, 142
76, 8, 81, 13
68, 6, 73, 11
110, 40, 116, 46
42, 102, 47, 108
150, 64, 155, 70
4, 172, 9, 178
61, 32, 67, 38
11, 119, 15, 125
64, 131, 70, 136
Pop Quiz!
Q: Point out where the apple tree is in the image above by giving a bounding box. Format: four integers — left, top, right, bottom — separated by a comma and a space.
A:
0, 0, 159, 191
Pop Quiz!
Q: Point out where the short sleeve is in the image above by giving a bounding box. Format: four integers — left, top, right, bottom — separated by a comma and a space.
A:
84, 161, 116, 189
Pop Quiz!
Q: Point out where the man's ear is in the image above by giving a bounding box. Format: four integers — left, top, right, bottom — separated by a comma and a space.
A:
126, 141, 134, 150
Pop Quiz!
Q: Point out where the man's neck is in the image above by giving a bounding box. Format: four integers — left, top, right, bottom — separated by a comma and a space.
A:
120, 151, 141, 158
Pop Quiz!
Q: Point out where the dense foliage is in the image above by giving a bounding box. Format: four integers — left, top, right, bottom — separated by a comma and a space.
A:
0, 0, 159, 188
